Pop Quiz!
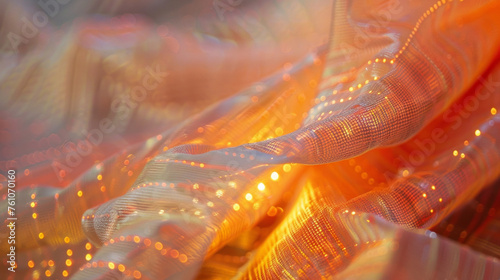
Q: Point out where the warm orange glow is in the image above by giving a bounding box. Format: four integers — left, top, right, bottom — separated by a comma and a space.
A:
4, 1, 500, 279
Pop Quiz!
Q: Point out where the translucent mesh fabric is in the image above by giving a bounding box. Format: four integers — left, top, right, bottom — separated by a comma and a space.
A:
1, 0, 500, 279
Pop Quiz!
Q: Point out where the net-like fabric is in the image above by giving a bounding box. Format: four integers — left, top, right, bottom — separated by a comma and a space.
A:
1, 0, 500, 279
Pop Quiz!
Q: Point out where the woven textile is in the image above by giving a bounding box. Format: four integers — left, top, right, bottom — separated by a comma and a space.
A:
1, 0, 500, 279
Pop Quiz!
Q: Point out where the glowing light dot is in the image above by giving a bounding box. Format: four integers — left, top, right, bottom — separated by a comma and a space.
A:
97, 174, 102, 180
351, 211, 356, 215
460, 153, 465, 158
267, 206, 278, 216
67, 249, 73, 256
492, 108, 497, 115
283, 164, 291, 172
423, 193, 427, 198
216, 190, 224, 198
170, 250, 179, 258
233, 204, 240, 211
48, 260, 54, 266
155, 242, 163, 250
118, 264, 126, 272
66, 259, 72, 266
32, 213, 37, 219
28, 261, 34, 268
133, 236, 140, 243
475, 130, 481, 136
30, 202, 35, 208
62, 270, 68, 277
45, 270, 51, 277
133, 270, 142, 279
179, 254, 188, 263
200, 163, 205, 168
108, 262, 115, 269
77, 191, 83, 197
245, 193, 253, 201
64, 236, 70, 243
85, 254, 92, 261
430, 209, 434, 213
453, 150, 458, 156
439, 198, 443, 202
38, 233, 44, 239
431, 185, 436, 190
271, 172, 279, 181
85, 243, 92, 250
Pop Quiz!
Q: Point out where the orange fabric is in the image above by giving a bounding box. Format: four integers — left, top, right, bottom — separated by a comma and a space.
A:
1, 0, 500, 279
